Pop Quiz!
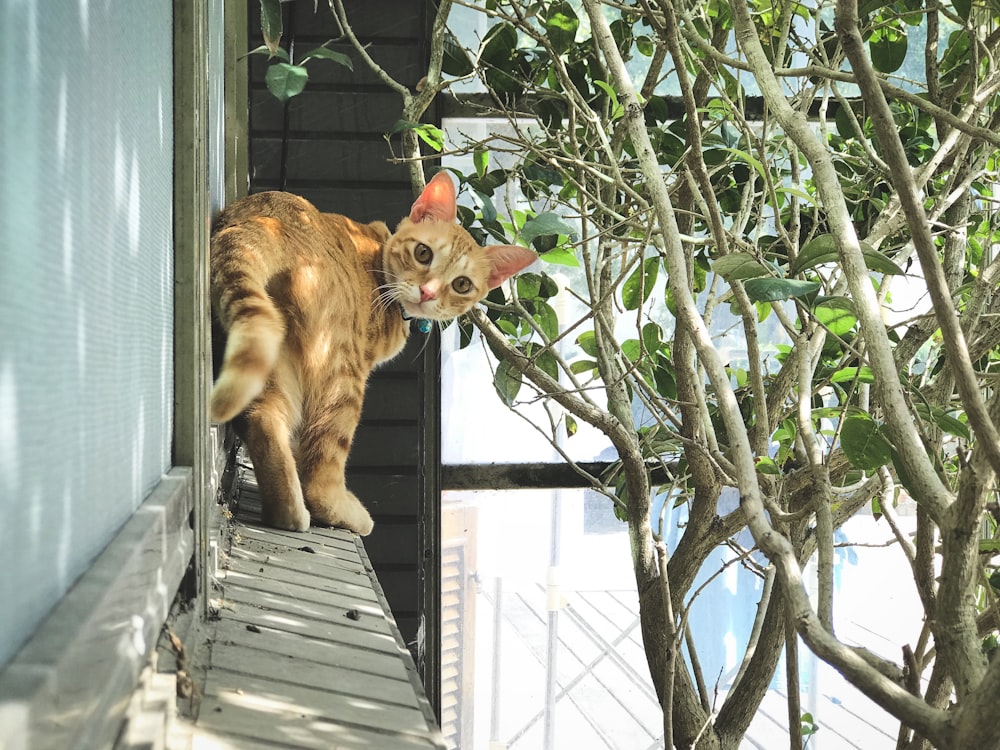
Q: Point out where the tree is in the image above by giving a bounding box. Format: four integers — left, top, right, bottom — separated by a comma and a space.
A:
260, 0, 1000, 747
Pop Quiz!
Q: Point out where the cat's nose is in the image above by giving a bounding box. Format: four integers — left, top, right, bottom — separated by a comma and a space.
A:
420, 282, 438, 302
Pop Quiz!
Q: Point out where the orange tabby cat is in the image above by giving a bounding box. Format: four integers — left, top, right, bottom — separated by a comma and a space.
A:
209, 172, 536, 534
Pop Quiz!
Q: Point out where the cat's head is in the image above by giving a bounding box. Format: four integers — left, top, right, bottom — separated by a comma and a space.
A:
381, 173, 538, 321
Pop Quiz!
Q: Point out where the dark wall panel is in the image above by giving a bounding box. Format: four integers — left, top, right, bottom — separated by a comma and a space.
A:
258, 0, 426, 39
252, 138, 407, 183
247, 0, 435, 654
349, 473, 420, 515
251, 91, 410, 134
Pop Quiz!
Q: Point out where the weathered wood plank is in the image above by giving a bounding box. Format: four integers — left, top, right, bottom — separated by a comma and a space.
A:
195, 698, 443, 750
227, 548, 379, 601
209, 643, 420, 707
212, 617, 405, 671
200, 669, 431, 735
191, 464, 444, 749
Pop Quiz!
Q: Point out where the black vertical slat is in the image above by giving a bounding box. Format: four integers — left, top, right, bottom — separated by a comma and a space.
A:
245, 0, 438, 669
418, 8, 444, 719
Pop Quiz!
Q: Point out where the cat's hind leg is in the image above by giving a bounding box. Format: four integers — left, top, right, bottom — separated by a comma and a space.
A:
297, 398, 374, 536
243, 393, 311, 532
306, 484, 374, 537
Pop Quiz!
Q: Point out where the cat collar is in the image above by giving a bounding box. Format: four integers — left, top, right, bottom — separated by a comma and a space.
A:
399, 305, 432, 334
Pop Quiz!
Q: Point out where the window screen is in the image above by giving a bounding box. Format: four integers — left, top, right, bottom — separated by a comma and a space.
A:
0, 1, 174, 669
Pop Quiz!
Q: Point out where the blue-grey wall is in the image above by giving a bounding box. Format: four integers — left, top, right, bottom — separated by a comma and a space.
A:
0, 1, 175, 669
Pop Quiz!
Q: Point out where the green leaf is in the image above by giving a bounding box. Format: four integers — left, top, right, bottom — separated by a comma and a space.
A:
914, 403, 971, 440
622, 257, 659, 310
494, 360, 522, 405
594, 80, 625, 119
414, 124, 444, 151
892, 439, 933, 496
577, 330, 597, 356
539, 273, 559, 299
743, 278, 821, 303
713, 252, 769, 280
652, 357, 676, 399
621, 339, 642, 362
870, 26, 908, 74
245, 44, 290, 62
566, 414, 578, 437
722, 147, 767, 182
390, 119, 416, 134
260, 0, 283, 57
497, 319, 518, 337
570, 359, 598, 375
516, 272, 542, 300
543, 1, 579, 54
813, 295, 856, 313
442, 29, 474, 76
265, 63, 308, 102
474, 147, 490, 178
801, 712, 820, 737
791, 235, 840, 273
299, 47, 353, 71
642, 322, 663, 354
841, 414, 892, 472
468, 169, 507, 196
481, 23, 525, 101
389, 120, 445, 151
775, 185, 817, 206
539, 247, 580, 267
830, 366, 875, 384
989, 569, 1000, 591
533, 347, 559, 380
520, 212, 574, 244
934, 412, 970, 441
756, 456, 781, 475
791, 234, 906, 276
979, 539, 1000, 554
952, 0, 972, 19
481, 22, 517, 63
532, 300, 560, 340
473, 191, 498, 225
814, 297, 858, 337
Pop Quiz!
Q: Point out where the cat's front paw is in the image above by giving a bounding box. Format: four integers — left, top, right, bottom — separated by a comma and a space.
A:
307, 489, 374, 536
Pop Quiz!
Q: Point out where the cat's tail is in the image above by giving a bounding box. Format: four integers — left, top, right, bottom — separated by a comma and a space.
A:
209, 239, 286, 423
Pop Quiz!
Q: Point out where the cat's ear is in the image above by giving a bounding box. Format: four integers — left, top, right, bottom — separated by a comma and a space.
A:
410, 172, 457, 223
485, 245, 538, 289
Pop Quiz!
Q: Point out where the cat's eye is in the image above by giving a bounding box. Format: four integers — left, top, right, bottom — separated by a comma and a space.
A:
452, 276, 473, 294
414, 243, 433, 265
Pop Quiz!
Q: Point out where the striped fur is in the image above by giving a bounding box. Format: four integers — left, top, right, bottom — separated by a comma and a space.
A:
209, 174, 536, 533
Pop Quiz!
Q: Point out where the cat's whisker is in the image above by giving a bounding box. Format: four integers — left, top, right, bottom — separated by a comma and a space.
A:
372, 283, 406, 317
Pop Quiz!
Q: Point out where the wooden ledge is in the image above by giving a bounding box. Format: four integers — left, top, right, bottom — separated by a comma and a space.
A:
184, 467, 445, 750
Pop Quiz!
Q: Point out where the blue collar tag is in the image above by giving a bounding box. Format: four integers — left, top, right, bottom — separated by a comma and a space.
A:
399, 305, 432, 334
